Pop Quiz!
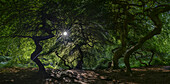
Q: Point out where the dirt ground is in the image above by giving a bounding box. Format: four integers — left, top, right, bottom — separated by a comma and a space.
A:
0, 66, 169, 84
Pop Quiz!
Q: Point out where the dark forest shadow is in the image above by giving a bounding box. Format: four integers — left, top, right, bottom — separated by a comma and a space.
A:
0, 66, 170, 84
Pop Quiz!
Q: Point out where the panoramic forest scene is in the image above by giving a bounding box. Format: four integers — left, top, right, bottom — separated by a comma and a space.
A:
0, 0, 170, 84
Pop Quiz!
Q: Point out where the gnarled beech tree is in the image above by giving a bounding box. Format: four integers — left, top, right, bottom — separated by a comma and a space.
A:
0, 0, 169, 76
0, 0, 107, 75
124, 5, 170, 73
104, 1, 170, 72
0, 0, 84, 76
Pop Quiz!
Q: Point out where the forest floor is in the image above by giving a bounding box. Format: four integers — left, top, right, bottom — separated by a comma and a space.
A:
0, 66, 170, 84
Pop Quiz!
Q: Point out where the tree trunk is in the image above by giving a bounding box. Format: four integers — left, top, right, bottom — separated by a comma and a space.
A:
75, 60, 83, 69
112, 58, 119, 69
112, 19, 128, 69
75, 47, 84, 69
31, 40, 46, 73
112, 10, 129, 69
124, 42, 146, 73
30, 34, 54, 73
124, 13, 163, 74
123, 5, 170, 74
33, 58, 46, 73
148, 51, 154, 66
112, 48, 125, 69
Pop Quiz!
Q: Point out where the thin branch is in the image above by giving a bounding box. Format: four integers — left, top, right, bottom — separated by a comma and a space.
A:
55, 51, 72, 69
0, 35, 32, 38
148, 51, 154, 66
134, 53, 148, 66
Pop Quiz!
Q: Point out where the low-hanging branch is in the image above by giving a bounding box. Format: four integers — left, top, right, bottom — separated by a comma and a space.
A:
133, 52, 148, 66
55, 51, 72, 69
133, 50, 155, 66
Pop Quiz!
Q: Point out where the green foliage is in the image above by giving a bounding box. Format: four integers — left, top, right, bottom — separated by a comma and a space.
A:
151, 58, 165, 66
95, 58, 111, 69
151, 53, 170, 66
0, 56, 11, 62
0, 0, 169, 70
0, 38, 34, 68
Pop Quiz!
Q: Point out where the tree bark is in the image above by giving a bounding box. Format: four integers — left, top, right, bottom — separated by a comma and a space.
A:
31, 40, 46, 73
112, 8, 130, 69
112, 47, 125, 69
31, 34, 54, 74
75, 47, 84, 69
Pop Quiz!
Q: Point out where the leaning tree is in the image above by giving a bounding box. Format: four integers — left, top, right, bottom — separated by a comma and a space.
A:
1, 0, 169, 76
0, 0, 88, 75
0, 0, 109, 75
40, 0, 110, 70
103, 0, 170, 73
